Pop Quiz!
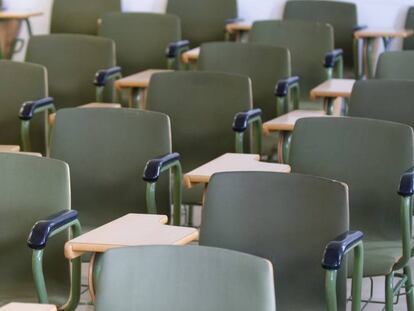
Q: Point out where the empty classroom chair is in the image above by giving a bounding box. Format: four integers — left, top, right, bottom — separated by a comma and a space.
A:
25, 34, 119, 110
166, 0, 238, 48
94, 246, 275, 311
348, 79, 414, 127
403, 7, 414, 50
283, 0, 359, 78
289, 117, 414, 310
145, 71, 258, 207
0, 60, 47, 153
50, 0, 121, 35
0, 153, 81, 310
250, 20, 340, 113
376, 51, 414, 80
49, 108, 180, 229
199, 171, 364, 310
98, 12, 183, 76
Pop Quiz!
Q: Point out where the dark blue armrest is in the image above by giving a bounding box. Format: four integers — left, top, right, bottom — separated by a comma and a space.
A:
353, 25, 368, 32
94, 66, 122, 87
322, 230, 364, 270
274, 76, 300, 97
19, 97, 55, 121
27, 210, 78, 250
143, 152, 180, 182
324, 49, 343, 68
166, 40, 190, 58
233, 108, 262, 133
398, 167, 414, 197
225, 18, 244, 25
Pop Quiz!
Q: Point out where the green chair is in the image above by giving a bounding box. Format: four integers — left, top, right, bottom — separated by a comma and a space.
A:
199, 171, 364, 310
376, 51, 414, 80
145, 71, 260, 208
98, 12, 188, 76
25, 34, 120, 108
348, 79, 414, 127
166, 0, 238, 48
0, 60, 47, 153
94, 245, 275, 311
198, 42, 290, 124
403, 7, 414, 50
51, 0, 121, 35
0, 153, 82, 311
250, 20, 342, 115
289, 117, 414, 310
283, 0, 361, 78
49, 108, 182, 229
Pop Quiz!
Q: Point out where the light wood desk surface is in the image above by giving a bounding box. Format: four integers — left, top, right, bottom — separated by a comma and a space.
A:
310, 79, 355, 100
0, 303, 56, 311
184, 153, 291, 188
0, 145, 20, 152
0, 11, 43, 20
115, 69, 173, 90
64, 214, 199, 259
263, 110, 328, 134
181, 47, 200, 64
225, 22, 253, 34
354, 28, 414, 39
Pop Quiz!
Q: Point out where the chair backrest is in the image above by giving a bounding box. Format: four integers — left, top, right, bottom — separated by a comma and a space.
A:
98, 12, 181, 76
284, 0, 357, 68
0, 154, 70, 305
0, 60, 47, 153
198, 42, 290, 121
26, 34, 116, 109
146, 71, 252, 175
199, 171, 349, 310
376, 51, 414, 80
94, 245, 276, 311
289, 117, 414, 240
50, 108, 172, 231
166, 0, 238, 47
349, 79, 414, 128
404, 7, 414, 50
250, 20, 334, 99
51, 0, 121, 35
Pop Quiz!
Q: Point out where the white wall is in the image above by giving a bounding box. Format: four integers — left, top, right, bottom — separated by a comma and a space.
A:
7, 0, 414, 60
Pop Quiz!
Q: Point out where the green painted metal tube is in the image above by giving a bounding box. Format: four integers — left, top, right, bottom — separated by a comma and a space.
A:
325, 270, 338, 311
234, 116, 262, 155
145, 160, 183, 226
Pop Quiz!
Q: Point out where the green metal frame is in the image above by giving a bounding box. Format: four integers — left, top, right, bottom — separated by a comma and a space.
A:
21, 103, 56, 156
145, 159, 183, 226
32, 219, 82, 311
353, 37, 361, 79
277, 131, 292, 164
325, 241, 364, 311
326, 56, 344, 80
234, 115, 262, 155
276, 83, 300, 116
95, 72, 123, 103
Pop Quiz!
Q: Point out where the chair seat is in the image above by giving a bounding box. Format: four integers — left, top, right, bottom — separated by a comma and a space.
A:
348, 239, 403, 277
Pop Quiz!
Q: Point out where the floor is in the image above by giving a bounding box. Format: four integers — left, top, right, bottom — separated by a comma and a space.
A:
75, 208, 413, 310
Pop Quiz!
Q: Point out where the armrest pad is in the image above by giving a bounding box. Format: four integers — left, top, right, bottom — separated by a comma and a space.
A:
143, 152, 180, 182
274, 76, 300, 97
322, 230, 364, 270
324, 49, 343, 68
233, 108, 262, 133
398, 167, 414, 197
19, 97, 55, 121
225, 18, 244, 25
94, 66, 122, 87
166, 40, 190, 58
353, 25, 368, 32
27, 210, 78, 250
